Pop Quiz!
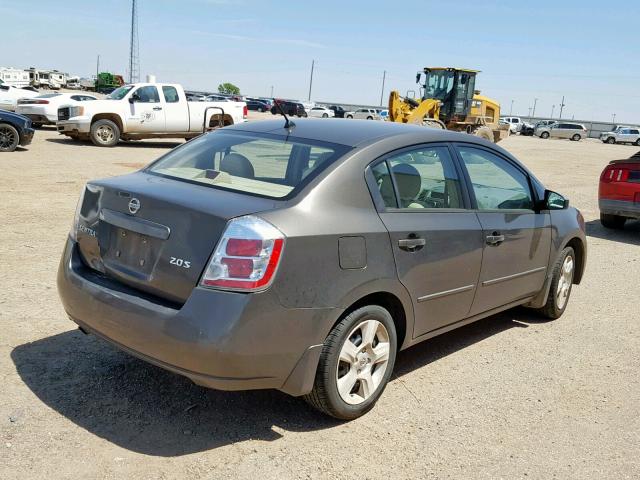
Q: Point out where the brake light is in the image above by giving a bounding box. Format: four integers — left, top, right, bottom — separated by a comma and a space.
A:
201, 215, 285, 291
243, 105, 248, 118
601, 167, 629, 182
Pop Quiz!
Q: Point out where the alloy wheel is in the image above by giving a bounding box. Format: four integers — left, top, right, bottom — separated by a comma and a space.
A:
96, 125, 115, 144
0, 126, 17, 150
336, 319, 390, 405
556, 254, 574, 310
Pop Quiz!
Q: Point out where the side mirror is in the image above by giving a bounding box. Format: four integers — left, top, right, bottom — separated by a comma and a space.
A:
543, 190, 569, 210
416, 72, 421, 84
128, 93, 139, 104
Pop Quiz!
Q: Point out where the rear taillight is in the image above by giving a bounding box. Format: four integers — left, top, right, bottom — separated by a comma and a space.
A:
601, 167, 630, 182
19, 99, 49, 105
200, 215, 285, 291
243, 105, 248, 118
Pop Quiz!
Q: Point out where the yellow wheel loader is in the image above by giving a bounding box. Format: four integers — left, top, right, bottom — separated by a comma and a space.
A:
388, 67, 509, 143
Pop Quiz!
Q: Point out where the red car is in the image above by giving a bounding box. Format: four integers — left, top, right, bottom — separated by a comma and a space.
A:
599, 151, 640, 228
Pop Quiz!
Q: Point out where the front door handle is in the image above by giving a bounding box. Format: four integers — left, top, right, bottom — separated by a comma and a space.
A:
153, 106, 163, 111
398, 237, 426, 252
486, 232, 505, 246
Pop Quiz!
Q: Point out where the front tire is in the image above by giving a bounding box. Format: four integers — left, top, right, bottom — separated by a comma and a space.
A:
537, 247, 575, 319
635, 138, 640, 146
304, 305, 397, 420
90, 119, 120, 147
600, 213, 626, 229
606, 137, 616, 144
540, 131, 550, 139
322, 113, 328, 118
0, 123, 20, 152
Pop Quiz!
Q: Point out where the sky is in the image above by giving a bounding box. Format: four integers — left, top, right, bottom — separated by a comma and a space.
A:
3, 0, 639, 123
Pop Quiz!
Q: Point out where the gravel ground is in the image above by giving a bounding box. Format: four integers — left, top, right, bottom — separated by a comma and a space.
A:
1, 123, 639, 479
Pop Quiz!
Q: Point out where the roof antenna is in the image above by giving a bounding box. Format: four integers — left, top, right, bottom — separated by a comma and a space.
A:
274, 100, 296, 130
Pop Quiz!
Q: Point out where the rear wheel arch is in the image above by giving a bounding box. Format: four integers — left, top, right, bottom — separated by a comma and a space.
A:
209, 113, 234, 128
337, 291, 409, 351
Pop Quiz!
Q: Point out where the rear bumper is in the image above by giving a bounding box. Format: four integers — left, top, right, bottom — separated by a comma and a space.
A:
599, 198, 640, 219
21, 114, 55, 125
57, 238, 338, 395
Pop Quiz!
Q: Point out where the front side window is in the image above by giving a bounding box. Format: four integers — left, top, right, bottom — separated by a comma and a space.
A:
134, 86, 160, 103
147, 131, 350, 199
372, 146, 463, 209
458, 146, 534, 210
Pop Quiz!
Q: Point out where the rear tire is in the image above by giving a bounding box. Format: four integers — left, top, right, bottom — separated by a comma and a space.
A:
322, 113, 328, 118
600, 213, 626, 229
571, 134, 581, 141
0, 123, 20, 152
90, 119, 120, 147
346, 115, 353, 119
366, 116, 373, 120
304, 305, 397, 420
540, 131, 550, 139
537, 247, 575, 320
635, 138, 640, 146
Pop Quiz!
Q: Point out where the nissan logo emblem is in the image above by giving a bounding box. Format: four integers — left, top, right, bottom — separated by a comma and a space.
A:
128, 198, 141, 214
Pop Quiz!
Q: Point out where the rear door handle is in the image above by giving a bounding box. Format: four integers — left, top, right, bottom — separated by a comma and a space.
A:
153, 106, 163, 111
398, 237, 426, 252
486, 232, 505, 246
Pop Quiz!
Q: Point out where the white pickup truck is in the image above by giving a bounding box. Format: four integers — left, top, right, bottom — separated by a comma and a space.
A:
57, 82, 247, 146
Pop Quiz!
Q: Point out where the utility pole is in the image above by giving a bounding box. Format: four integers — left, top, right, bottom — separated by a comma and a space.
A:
558, 95, 566, 119
528, 107, 532, 118
551, 105, 555, 118
612, 113, 616, 125
96, 54, 100, 78
308, 60, 315, 101
532, 98, 538, 118
510, 100, 514, 115
128, 0, 140, 83
270, 85, 274, 97
379, 70, 386, 106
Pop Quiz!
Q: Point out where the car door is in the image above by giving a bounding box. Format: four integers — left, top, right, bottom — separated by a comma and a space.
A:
161, 85, 189, 132
618, 128, 631, 143
630, 129, 640, 144
369, 144, 484, 338
454, 144, 552, 315
126, 85, 166, 132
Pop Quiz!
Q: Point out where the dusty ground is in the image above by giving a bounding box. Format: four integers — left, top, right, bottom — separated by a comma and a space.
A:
1, 123, 639, 479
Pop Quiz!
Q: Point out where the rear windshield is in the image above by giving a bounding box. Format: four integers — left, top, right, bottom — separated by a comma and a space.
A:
147, 131, 351, 199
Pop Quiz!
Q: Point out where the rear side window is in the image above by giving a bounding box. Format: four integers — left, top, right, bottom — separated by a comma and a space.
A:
372, 146, 463, 209
631, 130, 639, 135
147, 132, 350, 199
162, 86, 179, 103
458, 146, 534, 210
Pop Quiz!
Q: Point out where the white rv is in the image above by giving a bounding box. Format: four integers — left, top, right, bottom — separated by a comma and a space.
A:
0, 67, 30, 88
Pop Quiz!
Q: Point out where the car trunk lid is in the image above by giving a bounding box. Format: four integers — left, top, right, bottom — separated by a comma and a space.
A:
75, 171, 278, 303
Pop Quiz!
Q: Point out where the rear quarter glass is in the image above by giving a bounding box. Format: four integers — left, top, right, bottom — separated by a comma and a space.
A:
146, 131, 352, 200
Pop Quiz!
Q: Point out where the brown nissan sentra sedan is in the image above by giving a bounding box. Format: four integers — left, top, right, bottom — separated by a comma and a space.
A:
58, 118, 587, 419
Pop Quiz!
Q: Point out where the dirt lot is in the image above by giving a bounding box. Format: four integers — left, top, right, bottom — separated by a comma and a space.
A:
1, 123, 639, 479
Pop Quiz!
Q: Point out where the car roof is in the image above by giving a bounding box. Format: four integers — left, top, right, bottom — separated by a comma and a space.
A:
224, 118, 496, 148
